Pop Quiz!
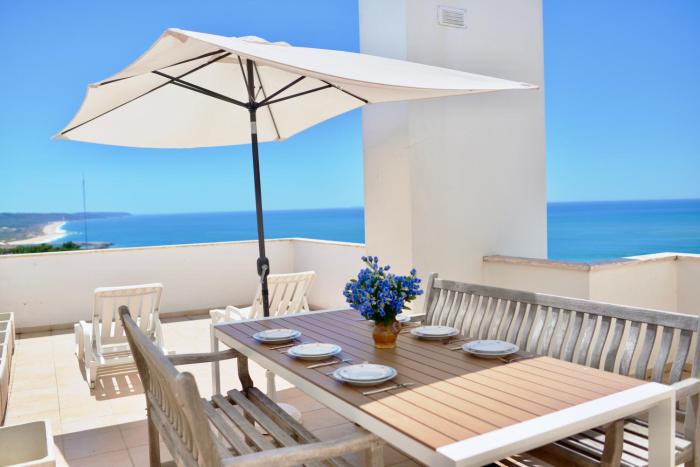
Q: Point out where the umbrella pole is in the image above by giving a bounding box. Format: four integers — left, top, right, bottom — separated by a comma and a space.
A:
247, 61, 271, 317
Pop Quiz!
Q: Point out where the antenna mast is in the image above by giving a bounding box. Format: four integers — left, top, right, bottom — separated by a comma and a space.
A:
81, 175, 88, 244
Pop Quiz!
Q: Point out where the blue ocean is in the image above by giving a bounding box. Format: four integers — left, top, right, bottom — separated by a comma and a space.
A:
60, 199, 700, 262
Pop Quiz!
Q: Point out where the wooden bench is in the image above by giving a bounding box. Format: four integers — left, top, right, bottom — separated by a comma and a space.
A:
118, 306, 384, 467
419, 273, 700, 467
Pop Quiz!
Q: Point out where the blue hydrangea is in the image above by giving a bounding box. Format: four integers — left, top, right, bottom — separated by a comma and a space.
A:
343, 256, 423, 324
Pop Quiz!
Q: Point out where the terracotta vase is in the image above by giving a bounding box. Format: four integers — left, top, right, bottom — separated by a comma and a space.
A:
372, 319, 400, 349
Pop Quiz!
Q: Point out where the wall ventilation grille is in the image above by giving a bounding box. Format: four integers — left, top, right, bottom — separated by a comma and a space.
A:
437, 6, 466, 28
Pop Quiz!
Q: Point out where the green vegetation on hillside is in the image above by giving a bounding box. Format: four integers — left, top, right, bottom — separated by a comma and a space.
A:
0, 241, 82, 255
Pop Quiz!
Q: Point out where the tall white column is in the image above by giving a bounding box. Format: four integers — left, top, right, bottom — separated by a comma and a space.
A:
359, 0, 547, 288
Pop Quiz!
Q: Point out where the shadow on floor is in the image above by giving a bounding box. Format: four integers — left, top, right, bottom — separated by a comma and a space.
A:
93, 365, 144, 401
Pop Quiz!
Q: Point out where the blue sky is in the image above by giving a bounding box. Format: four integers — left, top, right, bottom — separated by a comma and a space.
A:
0, 1, 698, 214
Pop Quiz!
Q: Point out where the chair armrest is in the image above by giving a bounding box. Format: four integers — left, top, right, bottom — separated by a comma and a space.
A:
210, 306, 251, 324
407, 313, 425, 323
168, 348, 240, 366
672, 378, 700, 400
222, 432, 383, 467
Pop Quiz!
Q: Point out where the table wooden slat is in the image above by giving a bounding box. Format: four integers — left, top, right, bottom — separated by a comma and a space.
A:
216, 309, 646, 451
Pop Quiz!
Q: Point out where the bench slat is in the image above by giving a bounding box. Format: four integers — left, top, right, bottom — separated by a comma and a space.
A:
201, 398, 254, 455
562, 310, 584, 362
604, 318, 627, 372
652, 327, 675, 382
670, 330, 693, 384
635, 324, 658, 380
619, 321, 643, 376
211, 394, 275, 452
590, 316, 612, 369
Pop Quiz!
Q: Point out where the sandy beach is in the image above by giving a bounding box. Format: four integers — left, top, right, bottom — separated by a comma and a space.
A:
9, 221, 68, 245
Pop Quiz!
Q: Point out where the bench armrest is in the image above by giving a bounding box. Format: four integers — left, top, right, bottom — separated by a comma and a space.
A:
168, 348, 240, 366
222, 432, 383, 467
672, 378, 700, 400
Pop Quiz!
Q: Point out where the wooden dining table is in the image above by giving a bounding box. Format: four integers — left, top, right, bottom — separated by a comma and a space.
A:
211, 309, 675, 466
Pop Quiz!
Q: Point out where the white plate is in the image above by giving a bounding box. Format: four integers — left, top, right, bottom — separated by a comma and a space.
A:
462, 340, 519, 358
396, 313, 411, 323
411, 325, 459, 340
333, 364, 397, 386
253, 328, 301, 343
287, 343, 342, 361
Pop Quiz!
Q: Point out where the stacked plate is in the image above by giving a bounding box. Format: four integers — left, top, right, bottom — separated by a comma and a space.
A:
462, 340, 519, 358
253, 328, 301, 344
332, 363, 397, 386
410, 325, 459, 340
395, 313, 411, 324
287, 343, 342, 361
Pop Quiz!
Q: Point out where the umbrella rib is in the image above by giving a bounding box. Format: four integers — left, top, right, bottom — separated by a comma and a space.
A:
60, 52, 232, 136
257, 76, 306, 107
253, 63, 281, 140
152, 71, 249, 108
97, 49, 227, 87
319, 80, 369, 104
258, 84, 333, 107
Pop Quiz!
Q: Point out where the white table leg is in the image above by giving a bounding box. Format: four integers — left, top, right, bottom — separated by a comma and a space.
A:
647, 392, 675, 467
210, 325, 221, 395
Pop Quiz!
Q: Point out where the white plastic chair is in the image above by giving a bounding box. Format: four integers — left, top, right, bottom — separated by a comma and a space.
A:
74, 283, 165, 388
210, 271, 315, 421
210, 271, 316, 324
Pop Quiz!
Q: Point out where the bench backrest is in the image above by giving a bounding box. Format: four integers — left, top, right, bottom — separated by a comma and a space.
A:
119, 306, 219, 467
93, 283, 163, 350
423, 273, 700, 384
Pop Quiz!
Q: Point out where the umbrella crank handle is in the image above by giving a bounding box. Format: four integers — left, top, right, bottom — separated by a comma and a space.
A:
257, 257, 270, 284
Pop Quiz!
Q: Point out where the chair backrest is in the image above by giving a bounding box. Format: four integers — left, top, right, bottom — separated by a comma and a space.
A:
92, 283, 163, 350
250, 271, 315, 318
423, 273, 700, 384
119, 306, 219, 467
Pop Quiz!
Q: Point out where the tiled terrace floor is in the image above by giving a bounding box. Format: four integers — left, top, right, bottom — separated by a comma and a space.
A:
5, 316, 422, 466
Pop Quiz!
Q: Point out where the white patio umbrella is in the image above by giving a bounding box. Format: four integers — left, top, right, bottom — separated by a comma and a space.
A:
56, 28, 537, 316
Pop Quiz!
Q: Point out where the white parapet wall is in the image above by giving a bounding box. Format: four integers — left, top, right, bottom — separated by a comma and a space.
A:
0, 239, 366, 331
483, 253, 700, 315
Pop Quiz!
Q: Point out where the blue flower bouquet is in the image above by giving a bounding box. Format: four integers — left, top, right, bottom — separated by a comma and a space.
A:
343, 256, 423, 348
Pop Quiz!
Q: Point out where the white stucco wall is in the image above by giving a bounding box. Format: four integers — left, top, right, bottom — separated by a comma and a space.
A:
483, 253, 700, 316
678, 255, 700, 315
291, 238, 366, 309
0, 239, 364, 330
359, 0, 547, 285
482, 258, 590, 298
589, 258, 678, 311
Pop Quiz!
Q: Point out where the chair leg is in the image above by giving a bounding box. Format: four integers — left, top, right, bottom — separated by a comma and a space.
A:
600, 419, 624, 467
147, 404, 161, 467
88, 365, 97, 389
74, 323, 82, 359
364, 440, 384, 467
265, 369, 277, 401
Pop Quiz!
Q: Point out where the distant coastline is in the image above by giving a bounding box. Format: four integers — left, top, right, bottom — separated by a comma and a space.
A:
0, 212, 130, 245
7, 221, 67, 245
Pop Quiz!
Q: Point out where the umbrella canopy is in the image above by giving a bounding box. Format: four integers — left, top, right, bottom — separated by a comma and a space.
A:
56, 28, 537, 315
56, 29, 535, 147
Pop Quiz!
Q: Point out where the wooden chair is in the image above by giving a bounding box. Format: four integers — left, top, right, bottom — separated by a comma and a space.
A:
418, 273, 700, 467
118, 305, 384, 467
210, 271, 316, 323
75, 283, 166, 388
